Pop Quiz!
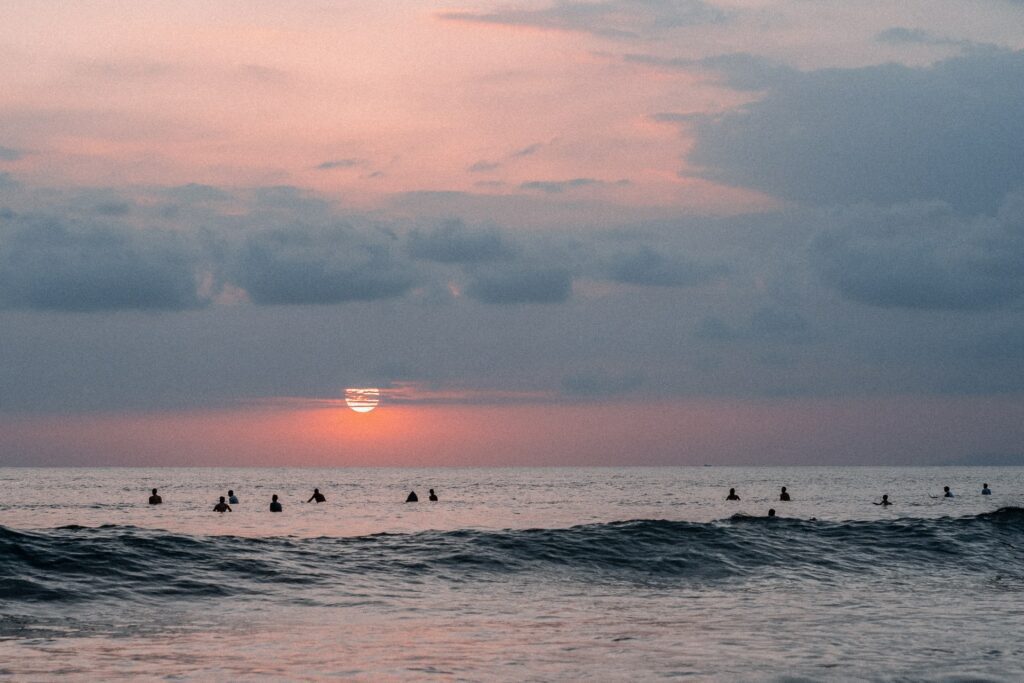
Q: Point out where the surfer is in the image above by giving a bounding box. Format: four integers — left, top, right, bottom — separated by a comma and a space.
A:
406, 490, 419, 502
726, 488, 740, 501
779, 486, 791, 501
148, 488, 162, 505
943, 486, 954, 498
228, 490, 239, 504
428, 489, 438, 501
213, 496, 232, 513
307, 488, 326, 503
982, 483, 992, 495
874, 494, 892, 506
269, 494, 283, 512
767, 508, 776, 517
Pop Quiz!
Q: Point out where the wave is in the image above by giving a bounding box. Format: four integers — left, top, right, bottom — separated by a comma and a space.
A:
3, 509, 1023, 604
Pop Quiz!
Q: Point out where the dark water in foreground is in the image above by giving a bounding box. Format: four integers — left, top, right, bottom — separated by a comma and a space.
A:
2, 467, 1023, 680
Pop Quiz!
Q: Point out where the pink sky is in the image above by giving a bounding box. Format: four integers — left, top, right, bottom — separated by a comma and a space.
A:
1, 1, 1023, 465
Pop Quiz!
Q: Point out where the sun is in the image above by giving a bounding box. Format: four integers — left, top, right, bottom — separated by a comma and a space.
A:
345, 387, 381, 413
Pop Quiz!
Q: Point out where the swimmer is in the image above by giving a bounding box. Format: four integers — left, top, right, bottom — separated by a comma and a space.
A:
874, 494, 892, 506
944, 486, 954, 498
428, 489, 438, 502
779, 486, 791, 502
148, 488, 162, 505
269, 494, 282, 512
213, 496, 232, 513
982, 483, 992, 495
406, 490, 419, 503
307, 488, 326, 503
228, 490, 239, 505
767, 508, 776, 517
726, 488, 740, 501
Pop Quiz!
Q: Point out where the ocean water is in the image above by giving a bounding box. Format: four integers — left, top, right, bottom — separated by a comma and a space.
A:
1, 467, 1023, 681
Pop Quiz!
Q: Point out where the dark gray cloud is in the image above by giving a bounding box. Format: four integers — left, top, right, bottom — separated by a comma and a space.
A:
468, 159, 502, 173
685, 49, 1024, 212
406, 220, 511, 263
606, 245, 724, 287
465, 264, 572, 304
233, 225, 417, 305
520, 178, 600, 193
316, 158, 365, 170
439, 0, 726, 40
0, 215, 205, 312
812, 195, 1024, 310
0, 146, 22, 161
511, 142, 544, 157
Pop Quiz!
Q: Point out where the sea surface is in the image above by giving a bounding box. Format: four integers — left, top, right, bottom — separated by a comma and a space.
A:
1, 466, 1023, 681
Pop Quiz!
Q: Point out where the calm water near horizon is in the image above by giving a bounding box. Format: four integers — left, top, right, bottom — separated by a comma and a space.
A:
2, 466, 1024, 680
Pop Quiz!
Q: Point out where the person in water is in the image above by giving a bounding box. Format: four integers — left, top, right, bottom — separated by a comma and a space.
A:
213, 496, 232, 513
228, 490, 239, 505
874, 494, 892, 506
428, 489, 438, 501
767, 508, 776, 517
982, 483, 992, 495
779, 486, 791, 501
307, 488, 326, 503
148, 488, 162, 505
406, 490, 419, 502
944, 486, 954, 498
726, 488, 740, 501
269, 494, 282, 512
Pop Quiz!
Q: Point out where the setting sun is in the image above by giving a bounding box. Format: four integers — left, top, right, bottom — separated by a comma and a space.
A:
344, 387, 381, 413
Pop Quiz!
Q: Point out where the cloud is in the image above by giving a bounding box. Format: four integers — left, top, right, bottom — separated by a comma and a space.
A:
511, 142, 544, 157
685, 49, 1024, 212
465, 264, 572, 304
316, 158, 366, 170
0, 215, 206, 312
0, 146, 23, 161
606, 245, 724, 287
811, 195, 1024, 310
439, 0, 727, 40
468, 159, 502, 173
627, 52, 794, 90
232, 225, 417, 305
406, 220, 511, 263
520, 178, 600, 193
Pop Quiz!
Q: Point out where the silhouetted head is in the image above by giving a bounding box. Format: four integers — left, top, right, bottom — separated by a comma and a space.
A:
314, 488, 320, 493
781, 486, 787, 493
729, 488, 735, 494
429, 489, 435, 494
882, 494, 889, 501
272, 494, 278, 502
152, 488, 157, 495
984, 483, 989, 488
219, 496, 225, 503
944, 486, 949, 492
228, 490, 234, 496
768, 508, 776, 517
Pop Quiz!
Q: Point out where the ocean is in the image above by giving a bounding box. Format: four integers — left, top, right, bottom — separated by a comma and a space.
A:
1, 466, 1023, 681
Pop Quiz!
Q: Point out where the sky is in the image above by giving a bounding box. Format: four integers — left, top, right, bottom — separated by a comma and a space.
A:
1, 0, 1023, 466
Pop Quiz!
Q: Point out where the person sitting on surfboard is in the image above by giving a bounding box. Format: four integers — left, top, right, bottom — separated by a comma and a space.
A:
213, 496, 232, 513
943, 486, 954, 498
269, 494, 283, 512
779, 486, 791, 501
307, 488, 326, 503
726, 488, 740, 501
874, 494, 892, 506
148, 488, 162, 505
982, 483, 992, 495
